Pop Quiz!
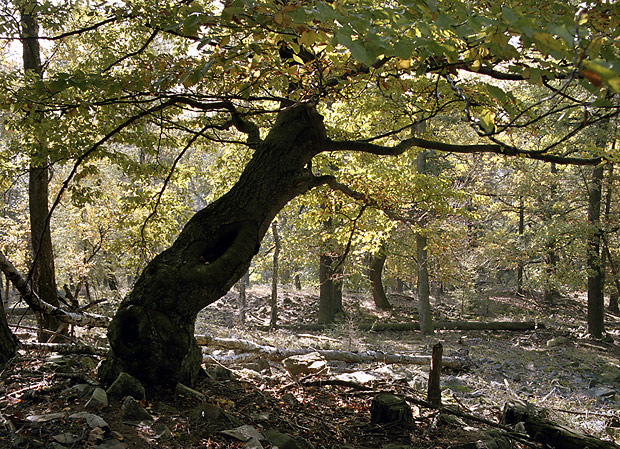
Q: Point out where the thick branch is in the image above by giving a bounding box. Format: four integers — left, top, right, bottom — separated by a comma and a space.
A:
0, 250, 110, 328
323, 137, 602, 166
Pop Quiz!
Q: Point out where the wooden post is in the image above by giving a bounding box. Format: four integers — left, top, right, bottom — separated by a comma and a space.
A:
427, 342, 443, 407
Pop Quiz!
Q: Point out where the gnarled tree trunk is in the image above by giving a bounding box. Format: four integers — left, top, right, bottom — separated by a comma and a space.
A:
101, 104, 327, 386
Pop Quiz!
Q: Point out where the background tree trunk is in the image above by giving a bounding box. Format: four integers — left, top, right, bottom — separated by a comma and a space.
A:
587, 163, 604, 338
417, 150, 433, 335
517, 197, 525, 295
0, 281, 18, 368
21, 3, 63, 342
318, 254, 344, 324
238, 274, 247, 324
101, 103, 327, 386
270, 222, 280, 329
368, 251, 392, 310
543, 163, 560, 305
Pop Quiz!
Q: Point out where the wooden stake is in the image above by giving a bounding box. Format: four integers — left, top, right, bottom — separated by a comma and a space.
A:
427, 342, 443, 407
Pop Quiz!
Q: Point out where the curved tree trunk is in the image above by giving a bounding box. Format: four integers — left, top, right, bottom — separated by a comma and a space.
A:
368, 251, 391, 310
101, 104, 327, 386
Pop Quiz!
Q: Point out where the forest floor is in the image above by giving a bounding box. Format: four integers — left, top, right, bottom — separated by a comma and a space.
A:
2, 286, 620, 448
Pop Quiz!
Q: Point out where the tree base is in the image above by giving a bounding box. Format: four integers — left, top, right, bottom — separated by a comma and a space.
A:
101, 304, 202, 386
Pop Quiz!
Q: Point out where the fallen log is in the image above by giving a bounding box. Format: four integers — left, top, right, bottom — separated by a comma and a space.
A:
196, 334, 466, 370
257, 321, 541, 332
503, 400, 619, 449
0, 250, 110, 328
21, 342, 108, 357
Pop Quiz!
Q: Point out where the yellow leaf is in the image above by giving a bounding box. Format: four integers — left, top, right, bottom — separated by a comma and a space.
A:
397, 58, 411, 69
479, 109, 496, 134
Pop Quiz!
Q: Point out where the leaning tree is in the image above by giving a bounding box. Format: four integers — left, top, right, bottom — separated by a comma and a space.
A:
2, 0, 619, 384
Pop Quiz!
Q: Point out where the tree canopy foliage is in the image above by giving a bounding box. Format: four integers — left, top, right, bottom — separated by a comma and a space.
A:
1, 0, 620, 384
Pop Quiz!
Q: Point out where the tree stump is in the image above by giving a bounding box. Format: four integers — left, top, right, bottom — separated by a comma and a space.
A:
370, 394, 413, 428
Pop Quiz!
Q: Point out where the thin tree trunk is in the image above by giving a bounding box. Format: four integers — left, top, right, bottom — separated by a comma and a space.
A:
318, 254, 344, 324
368, 251, 392, 310
588, 163, 604, 338
602, 163, 616, 312
543, 164, 560, 305
417, 150, 433, 335
270, 222, 280, 329
21, 3, 62, 342
238, 275, 247, 324
0, 286, 18, 368
602, 236, 620, 314
294, 273, 302, 290
517, 197, 525, 295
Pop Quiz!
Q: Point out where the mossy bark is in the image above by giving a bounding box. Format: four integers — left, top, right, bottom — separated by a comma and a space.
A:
102, 104, 326, 386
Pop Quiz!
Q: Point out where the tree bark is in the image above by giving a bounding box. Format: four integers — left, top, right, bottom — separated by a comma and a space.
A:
318, 253, 344, 324
427, 342, 442, 407
0, 278, 18, 369
21, 2, 63, 342
270, 222, 280, 329
517, 197, 525, 295
101, 103, 328, 386
543, 163, 560, 305
588, 163, 605, 338
238, 272, 247, 324
368, 251, 392, 310
417, 150, 433, 335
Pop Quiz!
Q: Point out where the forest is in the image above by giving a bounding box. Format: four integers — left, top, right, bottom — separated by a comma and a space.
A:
1, 0, 620, 447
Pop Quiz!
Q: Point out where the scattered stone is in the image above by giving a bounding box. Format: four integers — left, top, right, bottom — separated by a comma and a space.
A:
64, 383, 96, 399
106, 372, 145, 400
221, 424, 264, 442
69, 411, 109, 430
85, 387, 109, 410
244, 437, 265, 449
121, 396, 153, 424
546, 336, 569, 347
176, 383, 206, 401
26, 412, 65, 423
151, 422, 172, 440
78, 356, 99, 370
334, 371, 379, 385
89, 427, 106, 443
94, 440, 128, 449
215, 365, 235, 380
191, 403, 223, 420
53, 433, 82, 444
447, 431, 512, 449
264, 429, 314, 449
443, 375, 473, 393
283, 352, 328, 376
592, 387, 616, 399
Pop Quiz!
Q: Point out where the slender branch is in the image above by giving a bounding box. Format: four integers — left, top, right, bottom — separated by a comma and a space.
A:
37, 16, 119, 41
140, 122, 214, 242
102, 28, 159, 73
